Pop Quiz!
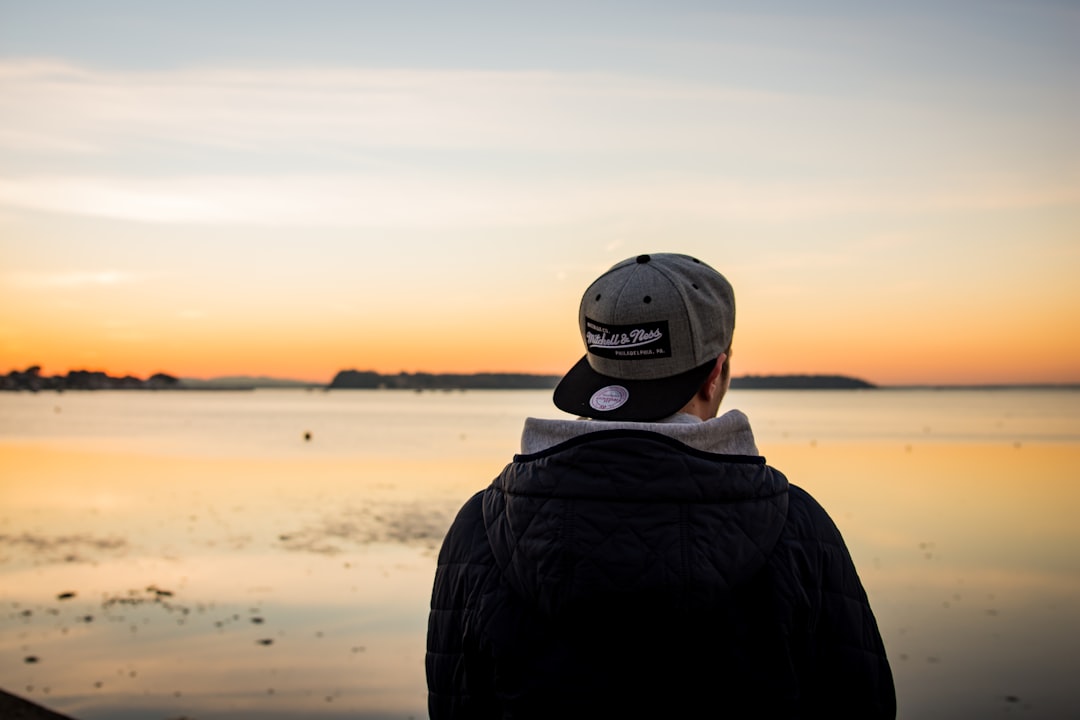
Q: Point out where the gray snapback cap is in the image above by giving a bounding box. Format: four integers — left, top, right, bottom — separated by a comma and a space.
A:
553, 253, 735, 421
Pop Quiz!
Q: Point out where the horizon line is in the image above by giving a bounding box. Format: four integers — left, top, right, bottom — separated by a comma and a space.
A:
5, 366, 1078, 391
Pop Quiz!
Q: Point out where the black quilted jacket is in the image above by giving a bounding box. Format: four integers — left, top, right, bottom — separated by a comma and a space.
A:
427, 429, 895, 719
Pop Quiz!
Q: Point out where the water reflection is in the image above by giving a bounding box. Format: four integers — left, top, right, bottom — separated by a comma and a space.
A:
1, 390, 1079, 719
0, 441, 454, 719
767, 441, 1080, 719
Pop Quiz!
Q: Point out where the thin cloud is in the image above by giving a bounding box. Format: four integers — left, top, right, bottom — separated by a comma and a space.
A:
6, 269, 137, 288
1, 60, 1074, 227
0, 173, 1074, 227
0, 59, 782, 156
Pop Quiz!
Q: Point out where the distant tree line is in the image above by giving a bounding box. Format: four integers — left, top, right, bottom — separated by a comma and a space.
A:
329, 369, 876, 391
730, 374, 875, 390
2, 365, 876, 392
2, 366, 180, 392
328, 369, 560, 390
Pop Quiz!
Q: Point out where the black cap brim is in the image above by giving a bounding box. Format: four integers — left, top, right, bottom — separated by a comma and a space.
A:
553, 355, 716, 421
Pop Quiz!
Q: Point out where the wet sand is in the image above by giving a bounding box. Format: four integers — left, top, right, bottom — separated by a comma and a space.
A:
0, 689, 76, 720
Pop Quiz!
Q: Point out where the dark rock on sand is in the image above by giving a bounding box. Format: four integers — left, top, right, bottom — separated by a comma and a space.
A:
0, 689, 77, 720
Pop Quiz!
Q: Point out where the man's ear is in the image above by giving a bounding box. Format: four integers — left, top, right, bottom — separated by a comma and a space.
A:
702, 354, 727, 401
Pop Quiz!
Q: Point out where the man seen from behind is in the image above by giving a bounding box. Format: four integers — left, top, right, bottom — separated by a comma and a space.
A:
426, 253, 896, 718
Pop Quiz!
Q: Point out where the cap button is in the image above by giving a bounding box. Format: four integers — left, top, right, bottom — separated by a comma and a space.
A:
636, 254, 651, 264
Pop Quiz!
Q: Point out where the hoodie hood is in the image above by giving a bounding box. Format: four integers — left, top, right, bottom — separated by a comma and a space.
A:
482, 417, 788, 619
519, 409, 760, 456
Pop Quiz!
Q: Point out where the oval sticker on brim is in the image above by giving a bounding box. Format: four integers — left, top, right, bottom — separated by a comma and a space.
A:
589, 385, 629, 412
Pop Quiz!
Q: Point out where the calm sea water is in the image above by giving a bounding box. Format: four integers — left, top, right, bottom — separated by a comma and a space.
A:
1, 388, 1079, 719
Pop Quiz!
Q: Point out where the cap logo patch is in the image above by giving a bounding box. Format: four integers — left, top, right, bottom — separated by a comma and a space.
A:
585, 317, 671, 360
589, 385, 629, 412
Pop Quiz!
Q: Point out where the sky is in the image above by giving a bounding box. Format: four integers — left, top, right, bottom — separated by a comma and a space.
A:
0, 0, 1077, 386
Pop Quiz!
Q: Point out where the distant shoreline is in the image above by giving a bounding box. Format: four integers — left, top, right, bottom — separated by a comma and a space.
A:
876, 383, 1080, 391
4, 366, 1076, 392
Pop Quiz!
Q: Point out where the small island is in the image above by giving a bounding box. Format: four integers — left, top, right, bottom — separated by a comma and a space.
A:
327, 370, 561, 390
730, 374, 875, 390
2, 366, 180, 392
327, 369, 876, 391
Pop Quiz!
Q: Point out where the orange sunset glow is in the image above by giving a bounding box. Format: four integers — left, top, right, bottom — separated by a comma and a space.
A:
3, 239, 1076, 386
